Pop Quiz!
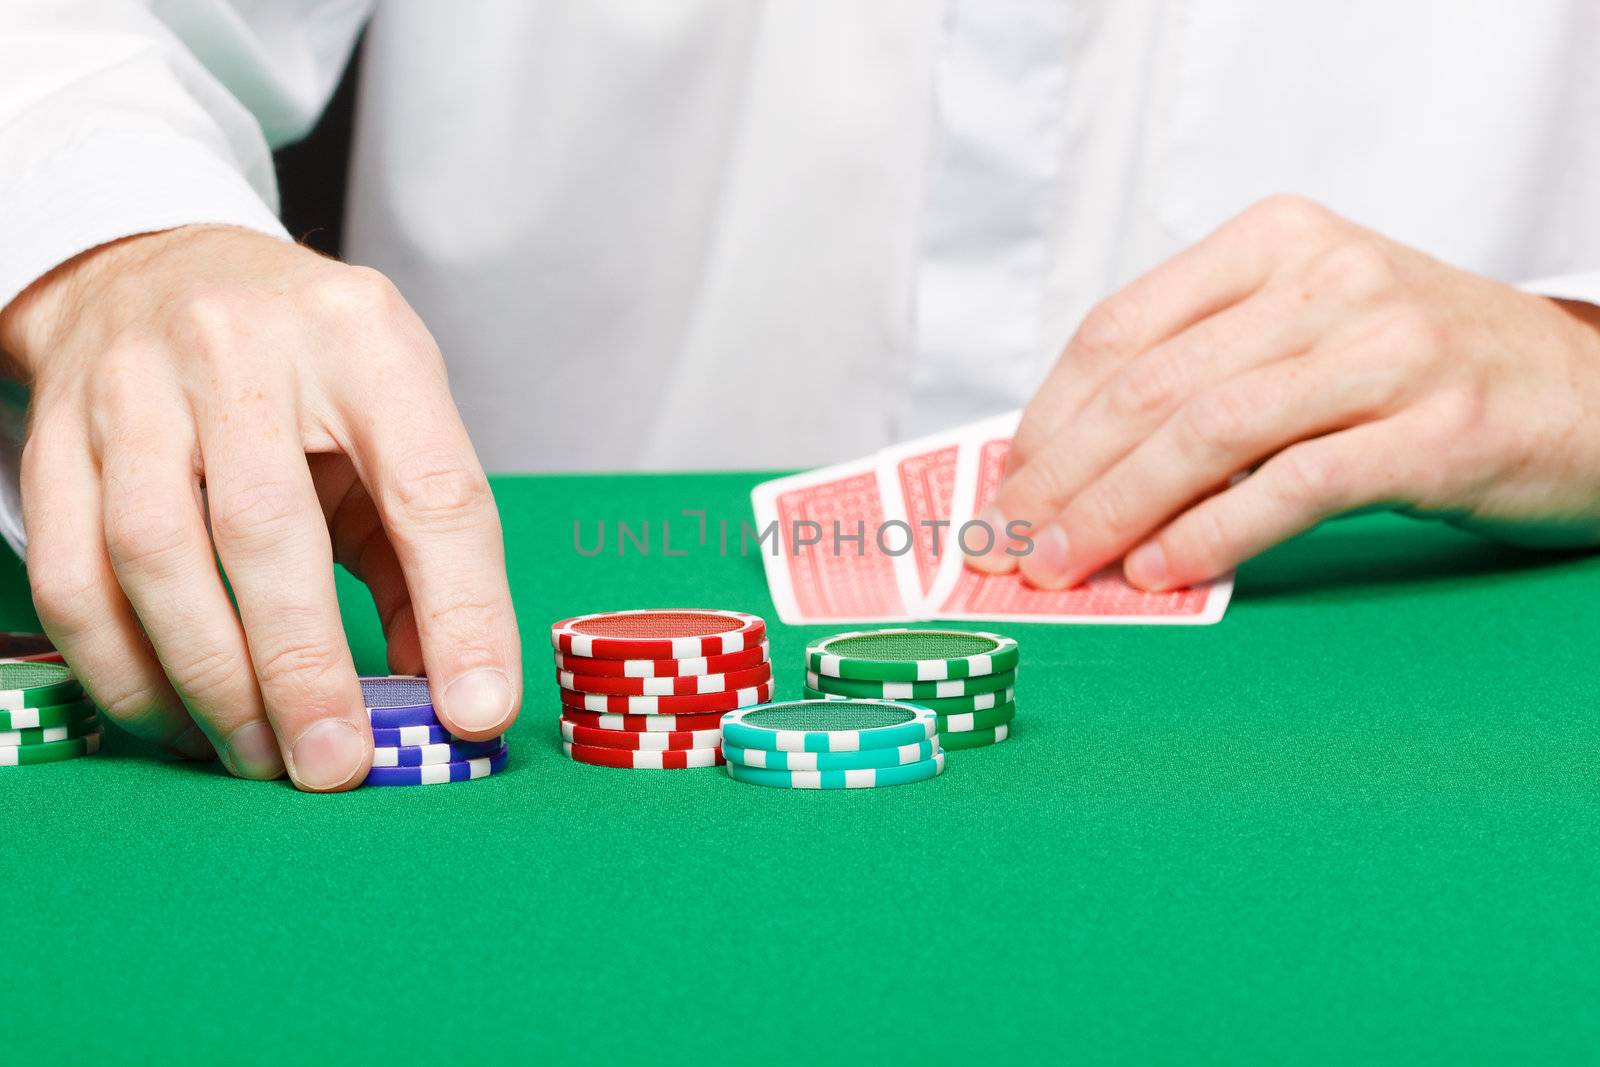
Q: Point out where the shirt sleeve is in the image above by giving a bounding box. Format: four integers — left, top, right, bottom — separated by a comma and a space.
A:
1520, 272, 1600, 309
0, 0, 371, 558
0, 0, 372, 313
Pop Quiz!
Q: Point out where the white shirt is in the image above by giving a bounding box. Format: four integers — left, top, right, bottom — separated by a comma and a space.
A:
4, 0, 1600, 477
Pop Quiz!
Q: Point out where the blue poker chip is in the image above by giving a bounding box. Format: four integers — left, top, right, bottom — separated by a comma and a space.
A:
362, 744, 508, 787
361, 675, 440, 729
371, 723, 458, 747
372, 737, 504, 768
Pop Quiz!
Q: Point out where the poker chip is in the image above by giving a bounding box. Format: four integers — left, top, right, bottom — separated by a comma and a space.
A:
805, 668, 1016, 701
806, 629, 1019, 682
802, 627, 1019, 749
372, 738, 505, 768
722, 737, 940, 772
557, 678, 774, 715
550, 609, 766, 659
803, 685, 1015, 715
563, 741, 724, 770
0, 662, 81, 711
721, 700, 937, 754
939, 723, 1011, 750
560, 710, 727, 733
0, 699, 98, 732
363, 744, 508, 787
560, 718, 722, 751
936, 701, 1015, 734
554, 641, 770, 679
360, 675, 439, 728
0, 717, 99, 747
356, 675, 513, 779
547, 608, 768, 751
0, 730, 102, 767
557, 662, 772, 697
371, 723, 459, 747
726, 751, 946, 790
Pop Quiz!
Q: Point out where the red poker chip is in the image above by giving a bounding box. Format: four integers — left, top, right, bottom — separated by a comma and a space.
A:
0, 631, 64, 663
563, 741, 724, 770
550, 609, 766, 660
557, 662, 772, 698
558, 678, 774, 715
560, 717, 723, 751
560, 710, 728, 733
552, 641, 770, 679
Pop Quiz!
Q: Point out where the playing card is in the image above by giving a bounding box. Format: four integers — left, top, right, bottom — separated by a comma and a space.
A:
749, 457, 914, 625
929, 417, 1234, 624
752, 410, 1234, 625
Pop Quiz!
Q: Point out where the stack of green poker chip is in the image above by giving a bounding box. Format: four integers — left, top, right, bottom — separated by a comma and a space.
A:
0, 661, 102, 767
803, 629, 1018, 750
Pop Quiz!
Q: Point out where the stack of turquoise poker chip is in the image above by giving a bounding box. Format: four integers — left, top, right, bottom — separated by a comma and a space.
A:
802, 629, 1018, 750
0, 660, 103, 767
719, 699, 945, 789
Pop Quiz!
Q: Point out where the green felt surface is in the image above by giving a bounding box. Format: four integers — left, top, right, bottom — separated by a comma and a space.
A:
3, 472, 1599, 1064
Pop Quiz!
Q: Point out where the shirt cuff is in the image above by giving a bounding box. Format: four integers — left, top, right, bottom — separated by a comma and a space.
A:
0, 109, 289, 314
1518, 272, 1600, 309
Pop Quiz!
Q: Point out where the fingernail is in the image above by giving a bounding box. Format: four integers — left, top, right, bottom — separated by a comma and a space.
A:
1125, 541, 1168, 589
441, 668, 516, 736
168, 723, 216, 761
288, 720, 367, 791
226, 721, 287, 780
1022, 524, 1071, 586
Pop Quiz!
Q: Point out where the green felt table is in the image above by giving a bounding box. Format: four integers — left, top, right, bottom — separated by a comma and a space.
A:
3, 473, 1598, 1064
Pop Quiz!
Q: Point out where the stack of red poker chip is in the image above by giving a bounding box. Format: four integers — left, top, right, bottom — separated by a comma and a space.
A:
549, 609, 772, 769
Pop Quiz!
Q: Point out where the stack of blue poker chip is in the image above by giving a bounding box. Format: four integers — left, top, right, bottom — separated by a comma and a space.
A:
360, 676, 509, 787
719, 699, 946, 789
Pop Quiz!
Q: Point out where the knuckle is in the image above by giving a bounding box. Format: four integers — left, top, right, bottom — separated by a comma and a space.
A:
1073, 299, 1140, 363
421, 593, 502, 635
104, 500, 191, 574
1180, 506, 1233, 573
1370, 306, 1446, 358
29, 564, 103, 635
1080, 482, 1133, 536
1181, 390, 1253, 453
1247, 193, 1332, 237
1107, 355, 1180, 418
387, 449, 493, 530
167, 642, 252, 702
210, 478, 303, 546
1305, 241, 1397, 301
253, 635, 348, 698
1274, 447, 1340, 510
310, 266, 404, 319
172, 289, 252, 355
996, 454, 1069, 519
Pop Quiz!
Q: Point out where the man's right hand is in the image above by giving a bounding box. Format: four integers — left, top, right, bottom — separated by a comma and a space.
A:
0, 225, 522, 790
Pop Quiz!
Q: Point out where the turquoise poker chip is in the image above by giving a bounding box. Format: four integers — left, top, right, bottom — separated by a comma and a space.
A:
722, 736, 939, 772
725, 751, 946, 790
720, 699, 936, 754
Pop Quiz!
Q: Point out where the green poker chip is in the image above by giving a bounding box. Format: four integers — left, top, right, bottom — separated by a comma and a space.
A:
938, 723, 1011, 750
803, 684, 1014, 715
805, 668, 1016, 701
0, 662, 81, 711
935, 701, 1016, 734
0, 730, 101, 766
0, 716, 99, 747
806, 629, 1020, 682
0, 698, 96, 731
